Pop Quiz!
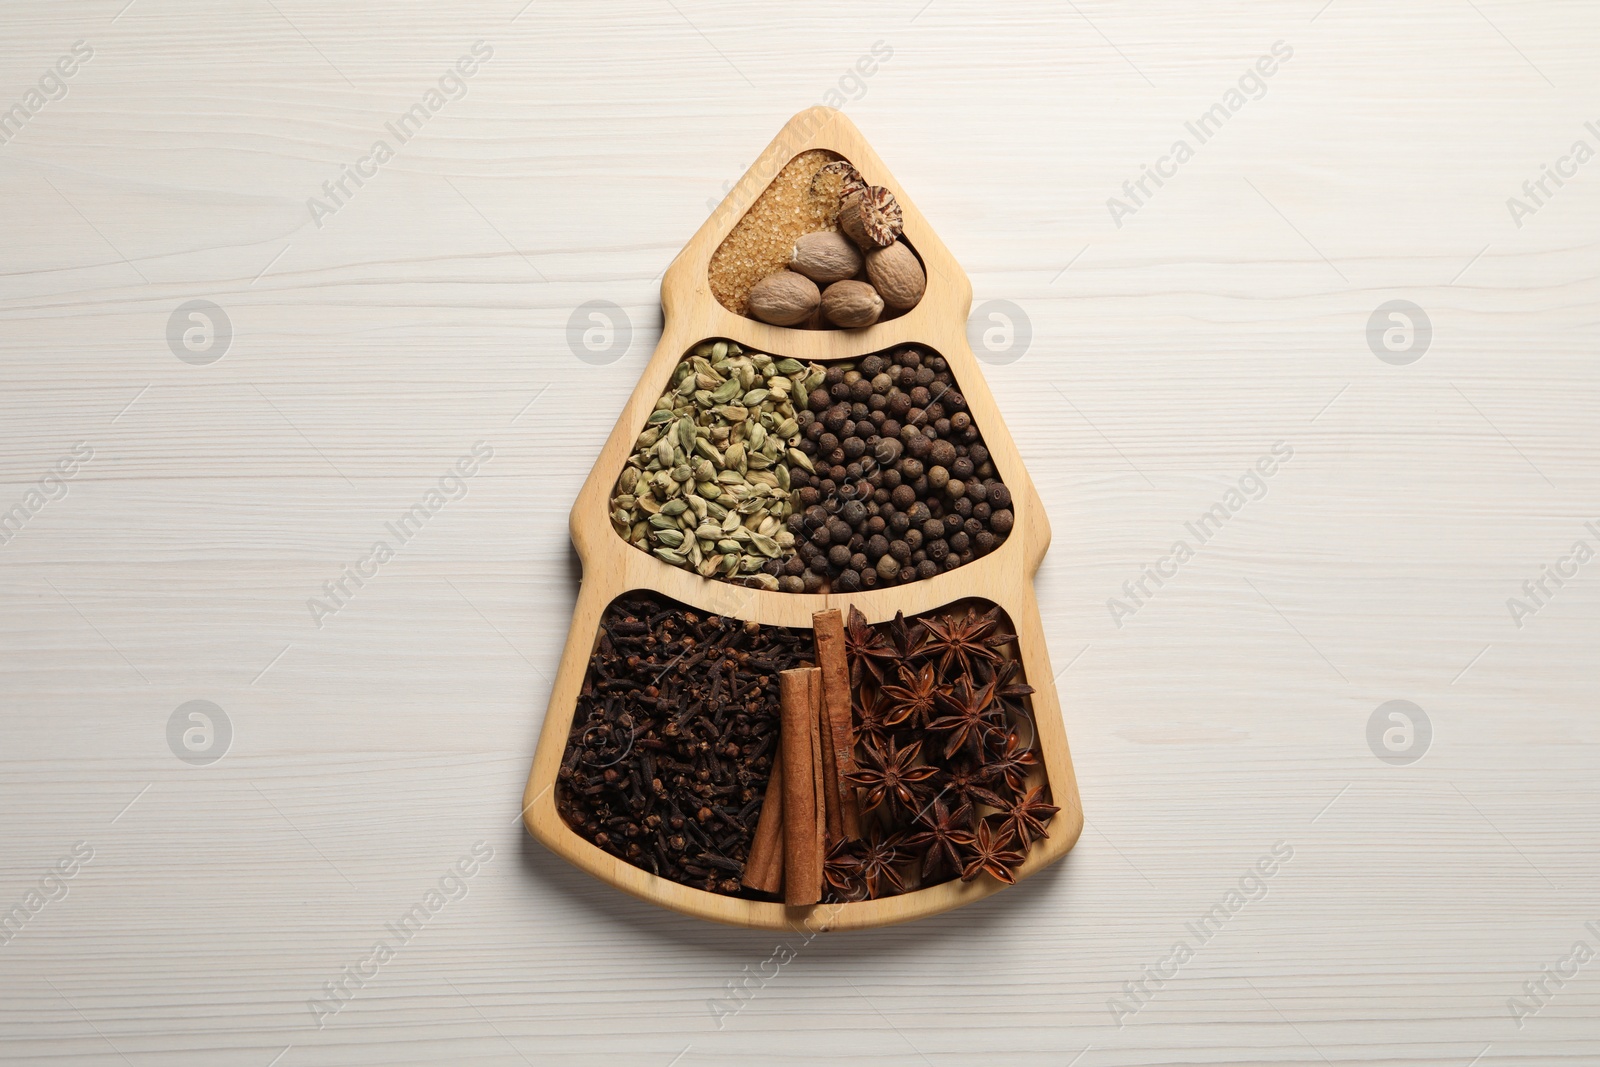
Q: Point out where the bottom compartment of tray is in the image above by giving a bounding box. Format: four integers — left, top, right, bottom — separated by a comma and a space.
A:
525, 588, 1081, 929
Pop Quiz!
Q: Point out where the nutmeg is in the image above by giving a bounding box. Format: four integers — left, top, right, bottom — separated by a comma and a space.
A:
837, 186, 903, 249
747, 270, 821, 326
820, 280, 884, 329
865, 240, 926, 310
789, 231, 864, 285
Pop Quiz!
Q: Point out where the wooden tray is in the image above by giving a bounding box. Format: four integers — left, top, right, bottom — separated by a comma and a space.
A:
523, 107, 1081, 930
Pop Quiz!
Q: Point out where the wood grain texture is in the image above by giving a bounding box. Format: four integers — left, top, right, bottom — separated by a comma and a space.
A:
2, 0, 1599, 1064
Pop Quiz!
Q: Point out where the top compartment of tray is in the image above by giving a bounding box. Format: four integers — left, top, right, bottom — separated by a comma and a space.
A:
708, 150, 928, 332
651, 107, 971, 362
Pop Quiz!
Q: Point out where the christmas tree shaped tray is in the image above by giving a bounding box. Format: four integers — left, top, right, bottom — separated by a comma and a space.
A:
523, 108, 1081, 930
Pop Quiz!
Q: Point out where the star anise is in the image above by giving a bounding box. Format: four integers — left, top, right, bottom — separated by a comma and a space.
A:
855, 828, 911, 898
933, 758, 1008, 814
845, 737, 938, 818
920, 606, 1009, 679
880, 661, 940, 729
885, 610, 928, 661
904, 798, 976, 881
823, 839, 867, 901
845, 605, 901, 688
982, 729, 1039, 797
995, 785, 1060, 847
959, 818, 1026, 885
982, 657, 1035, 716
852, 687, 903, 751
928, 675, 1002, 759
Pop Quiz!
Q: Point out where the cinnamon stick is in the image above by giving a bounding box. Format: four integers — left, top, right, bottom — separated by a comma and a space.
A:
815, 671, 845, 847
779, 666, 825, 906
740, 762, 784, 895
812, 609, 860, 840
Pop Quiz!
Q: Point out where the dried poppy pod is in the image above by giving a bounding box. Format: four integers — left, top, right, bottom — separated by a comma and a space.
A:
838, 185, 903, 249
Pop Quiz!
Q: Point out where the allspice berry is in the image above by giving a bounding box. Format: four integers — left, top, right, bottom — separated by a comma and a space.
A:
743, 341, 1018, 593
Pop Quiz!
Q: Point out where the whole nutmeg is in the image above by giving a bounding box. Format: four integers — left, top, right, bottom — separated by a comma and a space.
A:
790, 231, 864, 285
747, 270, 820, 326
820, 280, 884, 329
865, 241, 926, 310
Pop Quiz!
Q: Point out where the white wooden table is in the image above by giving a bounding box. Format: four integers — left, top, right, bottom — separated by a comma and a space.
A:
3, 2, 1596, 1064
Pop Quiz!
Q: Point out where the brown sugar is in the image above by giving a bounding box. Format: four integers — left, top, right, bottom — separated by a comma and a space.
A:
709, 149, 845, 316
